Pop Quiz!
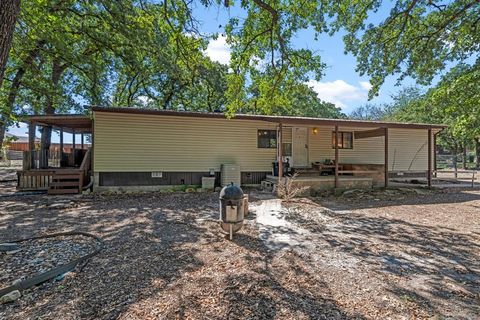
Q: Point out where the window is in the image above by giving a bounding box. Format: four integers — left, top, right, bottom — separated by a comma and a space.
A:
282, 143, 292, 156
258, 130, 277, 148
332, 131, 353, 149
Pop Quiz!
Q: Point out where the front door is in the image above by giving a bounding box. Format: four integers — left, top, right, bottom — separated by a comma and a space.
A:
292, 127, 308, 167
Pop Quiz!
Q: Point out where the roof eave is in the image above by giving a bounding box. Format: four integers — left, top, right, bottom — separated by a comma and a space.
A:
91, 106, 447, 130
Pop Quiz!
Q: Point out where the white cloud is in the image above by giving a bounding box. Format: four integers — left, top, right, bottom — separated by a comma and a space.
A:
7, 122, 28, 137
359, 81, 372, 91
205, 35, 231, 65
306, 79, 367, 111
137, 95, 152, 106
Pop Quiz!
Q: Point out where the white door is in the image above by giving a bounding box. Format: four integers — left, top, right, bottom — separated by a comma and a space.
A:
292, 127, 308, 167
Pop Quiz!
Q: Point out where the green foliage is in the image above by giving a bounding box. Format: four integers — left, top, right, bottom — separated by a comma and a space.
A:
341, 0, 480, 98
1, 0, 230, 125
349, 104, 385, 121
2, 0, 478, 137
222, 0, 327, 114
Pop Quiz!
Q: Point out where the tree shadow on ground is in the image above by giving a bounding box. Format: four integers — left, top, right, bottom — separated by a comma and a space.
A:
290, 200, 480, 318
318, 187, 480, 210
223, 232, 365, 319
0, 192, 361, 319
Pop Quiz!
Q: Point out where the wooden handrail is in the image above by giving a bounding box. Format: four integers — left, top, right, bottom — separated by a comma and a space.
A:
78, 148, 92, 192
79, 147, 91, 171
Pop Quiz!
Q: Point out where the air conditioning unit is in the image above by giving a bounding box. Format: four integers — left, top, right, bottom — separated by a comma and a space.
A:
221, 164, 241, 187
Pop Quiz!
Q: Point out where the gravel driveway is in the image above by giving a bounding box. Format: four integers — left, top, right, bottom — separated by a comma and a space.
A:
1, 188, 479, 319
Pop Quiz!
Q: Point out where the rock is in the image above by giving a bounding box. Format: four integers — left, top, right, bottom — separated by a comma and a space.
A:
413, 188, 429, 195
342, 189, 361, 196
6, 249, 22, 255
11, 279, 22, 286
0, 290, 21, 304
384, 189, 398, 195
48, 202, 73, 209
185, 188, 196, 193
0, 243, 19, 252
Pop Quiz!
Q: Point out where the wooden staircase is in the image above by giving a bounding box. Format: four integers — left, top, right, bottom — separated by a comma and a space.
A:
48, 148, 91, 195
48, 169, 84, 194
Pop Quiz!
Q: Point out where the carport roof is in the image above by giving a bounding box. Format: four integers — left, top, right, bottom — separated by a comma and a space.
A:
25, 114, 92, 134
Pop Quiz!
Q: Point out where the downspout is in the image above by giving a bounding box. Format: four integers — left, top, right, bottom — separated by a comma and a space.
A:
83, 179, 94, 191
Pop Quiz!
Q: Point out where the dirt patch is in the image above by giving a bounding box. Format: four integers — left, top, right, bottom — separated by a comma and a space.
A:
0, 188, 479, 319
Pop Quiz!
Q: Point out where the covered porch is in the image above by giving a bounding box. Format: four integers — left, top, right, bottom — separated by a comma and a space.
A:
271, 120, 437, 191
17, 115, 93, 194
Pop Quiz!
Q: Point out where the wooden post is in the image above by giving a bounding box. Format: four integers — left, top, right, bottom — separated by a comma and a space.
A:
427, 128, 432, 187
81, 133, 84, 150
433, 132, 437, 177
28, 121, 36, 169
60, 127, 64, 152
384, 127, 389, 188
334, 125, 339, 189
72, 128, 76, 166
278, 123, 283, 180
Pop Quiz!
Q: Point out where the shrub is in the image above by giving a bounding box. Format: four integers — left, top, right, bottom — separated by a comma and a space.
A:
275, 173, 309, 201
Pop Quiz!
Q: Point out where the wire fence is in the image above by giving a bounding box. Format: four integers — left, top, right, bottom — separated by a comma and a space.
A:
436, 154, 478, 170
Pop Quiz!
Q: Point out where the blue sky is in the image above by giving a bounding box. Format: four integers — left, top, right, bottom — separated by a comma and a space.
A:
8, 2, 428, 141
198, 2, 421, 114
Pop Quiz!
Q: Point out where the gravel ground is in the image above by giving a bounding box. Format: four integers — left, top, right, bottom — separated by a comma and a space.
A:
0, 187, 479, 319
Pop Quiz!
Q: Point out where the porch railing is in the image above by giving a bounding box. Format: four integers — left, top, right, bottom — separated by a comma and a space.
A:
22, 150, 61, 170
17, 170, 55, 191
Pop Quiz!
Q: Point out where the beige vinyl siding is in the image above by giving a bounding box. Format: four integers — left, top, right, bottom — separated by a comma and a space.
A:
93, 112, 277, 172
282, 127, 292, 143
94, 111, 436, 173
388, 128, 433, 171
308, 126, 384, 165
306, 126, 433, 171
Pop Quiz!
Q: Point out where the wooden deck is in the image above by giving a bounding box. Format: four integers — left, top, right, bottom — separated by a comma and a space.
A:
17, 148, 91, 194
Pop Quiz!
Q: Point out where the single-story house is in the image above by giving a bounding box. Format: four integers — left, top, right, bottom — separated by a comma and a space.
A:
17, 107, 446, 194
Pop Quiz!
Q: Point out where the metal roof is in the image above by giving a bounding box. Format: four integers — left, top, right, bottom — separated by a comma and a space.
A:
25, 114, 92, 133
90, 106, 447, 130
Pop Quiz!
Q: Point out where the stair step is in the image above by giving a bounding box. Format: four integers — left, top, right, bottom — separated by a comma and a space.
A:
55, 169, 83, 174
48, 188, 80, 195
50, 181, 80, 187
52, 174, 81, 180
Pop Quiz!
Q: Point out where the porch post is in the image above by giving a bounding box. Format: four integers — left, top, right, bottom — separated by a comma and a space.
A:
72, 128, 76, 166
433, 132, 437, 177
427, 128, 432, 187
334, 125, 339, 189
59, 127, 63, 152
81, 133, 84, 150
278, 123, 283, 179
384, 127, 389, 188
28, 121, 36, 169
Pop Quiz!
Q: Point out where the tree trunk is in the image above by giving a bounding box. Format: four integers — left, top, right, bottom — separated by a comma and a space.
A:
463, 144, 467, 170
0, 0, 21, 89
476, 138, 480, 170
453, 143, 458, 178
0, 126, 5, 150
0, 41, 44, 149
39, 60, 67, 168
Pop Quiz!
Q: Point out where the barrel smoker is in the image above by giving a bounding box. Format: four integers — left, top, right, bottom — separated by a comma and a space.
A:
219, 183, 248, 239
